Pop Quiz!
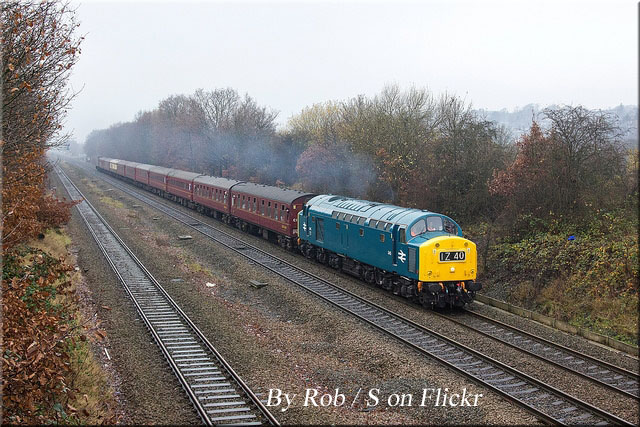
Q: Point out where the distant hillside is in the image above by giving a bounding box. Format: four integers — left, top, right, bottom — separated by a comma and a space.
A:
477, 104, 638, 148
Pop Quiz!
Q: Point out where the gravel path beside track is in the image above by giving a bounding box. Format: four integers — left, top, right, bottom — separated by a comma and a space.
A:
59, 162, 542, 424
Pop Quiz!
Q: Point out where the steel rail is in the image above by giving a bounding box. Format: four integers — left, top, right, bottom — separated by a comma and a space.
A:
439, 309, 639, 399
55, 165, 279, 426
63, 161, 633, 425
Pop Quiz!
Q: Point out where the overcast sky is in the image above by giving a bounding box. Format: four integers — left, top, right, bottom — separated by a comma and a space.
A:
66, 0, 637, 143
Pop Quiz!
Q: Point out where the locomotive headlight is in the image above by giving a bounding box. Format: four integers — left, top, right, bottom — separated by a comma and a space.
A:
450, 267, 455, 273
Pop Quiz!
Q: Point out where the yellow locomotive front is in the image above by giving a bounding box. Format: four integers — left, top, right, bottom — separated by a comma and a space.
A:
418, 235, 481, 307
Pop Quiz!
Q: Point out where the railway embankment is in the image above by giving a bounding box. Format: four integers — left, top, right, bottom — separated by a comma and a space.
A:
2, 225, 121, 424
470, 207, 638, 348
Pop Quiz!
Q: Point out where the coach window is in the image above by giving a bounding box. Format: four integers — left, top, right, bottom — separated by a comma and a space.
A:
281, 205, 286, 221
253, 198, 257, 212
224, 191, 228, 204
261, 200, 265, 215
274, 203, 278, 220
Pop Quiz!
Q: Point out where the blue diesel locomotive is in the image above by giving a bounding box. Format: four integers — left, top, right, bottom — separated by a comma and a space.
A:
298, 195, 481, 308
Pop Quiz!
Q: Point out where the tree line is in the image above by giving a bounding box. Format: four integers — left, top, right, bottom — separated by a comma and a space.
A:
84, 85, 637, 232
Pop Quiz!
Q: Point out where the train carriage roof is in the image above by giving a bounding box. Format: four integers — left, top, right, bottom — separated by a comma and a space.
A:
118, 160, 141, 168
194, 175, 242, 191
166, 169, 204, 181
135, 163, 157, 171
148, 165, 174, 175
231, 182, 315, 205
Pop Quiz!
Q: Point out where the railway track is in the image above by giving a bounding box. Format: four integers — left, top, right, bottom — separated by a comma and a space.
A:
61, 161, 633, 425
55, 166, 279, 426
438, 309, 639, 399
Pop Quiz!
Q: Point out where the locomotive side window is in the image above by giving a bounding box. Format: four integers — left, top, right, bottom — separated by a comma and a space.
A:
359, 229, 364, 237
399, 227, 407, 243
370, 220, 378, 228
379, 233, 385, 243
336, 222, 340, 230
316, 218, 324, 242
358, 217, 366, 225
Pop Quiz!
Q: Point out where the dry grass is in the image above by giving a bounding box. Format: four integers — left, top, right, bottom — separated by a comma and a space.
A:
99, 196, 125, 210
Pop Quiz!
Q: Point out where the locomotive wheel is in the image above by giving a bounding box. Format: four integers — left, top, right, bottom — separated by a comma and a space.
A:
363, 269, 375, 284
419, 292, 432, 308
375, 269, 384, 287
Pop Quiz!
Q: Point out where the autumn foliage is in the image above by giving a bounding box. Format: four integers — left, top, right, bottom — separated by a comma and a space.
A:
2, 0, 82, 249
2, 249, 78, 422
2, 1, 84, 422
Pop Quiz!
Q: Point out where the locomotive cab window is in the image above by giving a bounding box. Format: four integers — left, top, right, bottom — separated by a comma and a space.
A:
444, 218, 456, 234
426, 216, 444, 232
410, 219, 426, 237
